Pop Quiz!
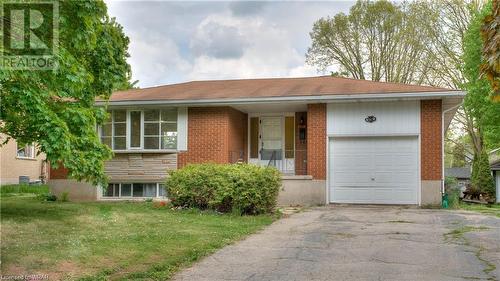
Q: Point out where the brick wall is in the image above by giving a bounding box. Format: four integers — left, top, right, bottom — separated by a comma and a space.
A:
307, 104, 326, 180
49, 165, 69, 179
421, 100, 442, 180
178, 106, 247, 168
227, 107, 248, 163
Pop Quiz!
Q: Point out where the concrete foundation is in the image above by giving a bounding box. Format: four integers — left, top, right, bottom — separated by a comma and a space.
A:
421, 180, 441, 206
48, 179, 97, 201
278, 176, 326, 206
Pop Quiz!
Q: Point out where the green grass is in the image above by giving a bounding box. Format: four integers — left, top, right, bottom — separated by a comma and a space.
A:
459, 202, 500, 218
1, 196, 275, 280
444, 225, 489, 240
0, 184, 49, 197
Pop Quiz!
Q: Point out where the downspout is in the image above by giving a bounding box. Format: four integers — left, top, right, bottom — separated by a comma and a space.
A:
442, 101, 463, 194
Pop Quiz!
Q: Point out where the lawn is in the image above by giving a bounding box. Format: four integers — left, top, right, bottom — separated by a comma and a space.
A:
0, 195, 275, 280
459, 202, 500, 218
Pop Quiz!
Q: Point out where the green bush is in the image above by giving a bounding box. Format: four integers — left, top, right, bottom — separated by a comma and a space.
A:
37, 193, 58, 202
165, 163, 281, 215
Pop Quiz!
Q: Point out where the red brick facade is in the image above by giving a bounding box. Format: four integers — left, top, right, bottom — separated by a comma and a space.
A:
421, 100, 442, 180
178, 107, 247, 168
306, 104, 327, 180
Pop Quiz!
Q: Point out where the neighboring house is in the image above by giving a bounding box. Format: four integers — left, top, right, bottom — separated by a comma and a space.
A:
0, 134, 47, 185
490, 149, 500, 203
48, 76, 464, 205
445, 166, 471, 197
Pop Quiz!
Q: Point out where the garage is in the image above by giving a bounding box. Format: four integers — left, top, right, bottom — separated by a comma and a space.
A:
329, 137, 418, 204
327, 101, 421, 205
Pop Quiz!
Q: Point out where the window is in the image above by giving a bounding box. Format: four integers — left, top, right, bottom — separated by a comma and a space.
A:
16, 143, 35, 159
144, 110, 160, 149
130, 111, 142, 148
161, 109, 177, 149
104, 183, 120, 197
101, 183, 166, 198
99, 108, 178, 151
101, 110, 126, 150
158, 184, 167, 197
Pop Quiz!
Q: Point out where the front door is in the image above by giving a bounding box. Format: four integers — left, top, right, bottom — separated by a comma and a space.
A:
259, 117, 283, 169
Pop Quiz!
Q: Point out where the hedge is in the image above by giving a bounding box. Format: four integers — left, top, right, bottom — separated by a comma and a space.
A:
165, 163, 281, 215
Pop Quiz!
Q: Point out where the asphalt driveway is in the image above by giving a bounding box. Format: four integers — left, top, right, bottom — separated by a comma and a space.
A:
174, 206, 500, 281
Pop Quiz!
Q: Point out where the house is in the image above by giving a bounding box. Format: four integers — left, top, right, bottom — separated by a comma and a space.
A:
0, 134, 47, 185
490, 148, 500, 203
445, 166, 471, 197
48, 76, 464, 205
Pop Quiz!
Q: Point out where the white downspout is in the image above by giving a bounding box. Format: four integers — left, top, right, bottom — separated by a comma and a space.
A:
442, 101, 463, 194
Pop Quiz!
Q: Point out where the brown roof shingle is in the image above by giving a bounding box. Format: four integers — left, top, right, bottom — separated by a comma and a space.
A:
109, 76, 457, 102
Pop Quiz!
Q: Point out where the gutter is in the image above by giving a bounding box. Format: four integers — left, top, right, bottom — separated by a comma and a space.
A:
442, 101, 464, 194
96, 91, 466, 106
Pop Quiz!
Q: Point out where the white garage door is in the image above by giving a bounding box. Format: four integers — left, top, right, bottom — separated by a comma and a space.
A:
329, 137, 418, 204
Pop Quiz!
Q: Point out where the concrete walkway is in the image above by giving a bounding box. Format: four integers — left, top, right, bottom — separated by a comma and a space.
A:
173, 206, 500, 281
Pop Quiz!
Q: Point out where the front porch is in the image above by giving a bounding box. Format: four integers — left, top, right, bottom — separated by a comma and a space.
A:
228, 107, 308, 176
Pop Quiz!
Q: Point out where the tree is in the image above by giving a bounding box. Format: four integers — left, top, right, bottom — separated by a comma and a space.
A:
480, 0, 500, 99
463, 1, 497, 196
306, 0, 435, 84
0, 1, 132, 185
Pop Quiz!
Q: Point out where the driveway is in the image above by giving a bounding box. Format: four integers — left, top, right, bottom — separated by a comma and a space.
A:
174, 206, 500, 281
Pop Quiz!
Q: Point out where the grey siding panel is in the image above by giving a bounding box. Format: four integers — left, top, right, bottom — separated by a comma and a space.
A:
104, 153, 177, 182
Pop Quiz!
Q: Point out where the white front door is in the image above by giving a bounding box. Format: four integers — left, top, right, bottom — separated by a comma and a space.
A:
260, 117, 283, 169
329, 136, 419, 204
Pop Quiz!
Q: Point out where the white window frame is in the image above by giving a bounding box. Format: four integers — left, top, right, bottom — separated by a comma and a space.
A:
99, 108, 179, 152
16, 143, 36, 159
101, 183, 167, 199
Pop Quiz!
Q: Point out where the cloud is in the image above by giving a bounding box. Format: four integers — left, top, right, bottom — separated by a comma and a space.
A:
127, 31, 191, 87
190, 21, 248, 59
105, 1, 353, 87
229, 1, 266, 16
187, 13, 322, 80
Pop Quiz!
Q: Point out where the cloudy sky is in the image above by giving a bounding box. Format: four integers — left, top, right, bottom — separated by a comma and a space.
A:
106, 1, 355, 88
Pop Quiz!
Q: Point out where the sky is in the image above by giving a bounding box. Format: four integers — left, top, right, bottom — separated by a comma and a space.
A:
106, 1, 355, 88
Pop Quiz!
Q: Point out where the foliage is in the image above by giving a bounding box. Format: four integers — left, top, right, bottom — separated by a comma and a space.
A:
463, 1, 498, 199
470, 151, 495, 197
166, 163, 281, 215
37, 193, 58, 202
0, 0, 133, 186
459, 202, 500, 217
463, 1, 500, 151
445, 176, 458, 189
1, 197, 273, 279
60, 192, 69, 202
446, 188, 461, 209
0, 184, 49, 195
306, 0, 436, 84
480, 0, 500, 98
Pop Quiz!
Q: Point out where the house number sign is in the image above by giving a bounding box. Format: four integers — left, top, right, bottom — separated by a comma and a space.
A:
365, 115, 376, 123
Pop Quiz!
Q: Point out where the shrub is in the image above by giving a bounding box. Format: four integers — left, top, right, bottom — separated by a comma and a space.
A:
165, 163, 281, 215
60, 192, 69, 202
37, 193, 58, 202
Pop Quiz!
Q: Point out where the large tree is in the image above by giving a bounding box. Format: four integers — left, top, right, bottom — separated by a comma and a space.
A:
480, 0, 500, 98
0, 0, 133, 185
306, 0, 435, 84
463, 1, 497, 196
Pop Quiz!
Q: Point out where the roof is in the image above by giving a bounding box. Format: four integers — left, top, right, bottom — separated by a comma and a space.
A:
107, 76, 461, 103
491, 159, 500, 171
445, 167, 471, 179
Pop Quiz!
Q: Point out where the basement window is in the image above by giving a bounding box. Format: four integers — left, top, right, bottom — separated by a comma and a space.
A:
101, 183, 167, 198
